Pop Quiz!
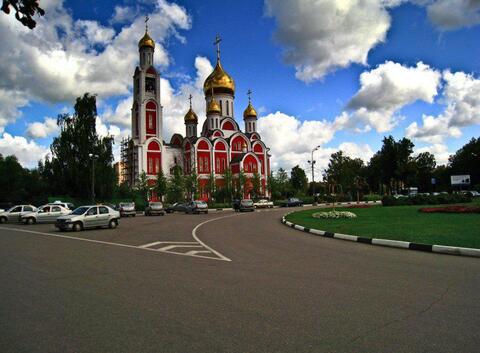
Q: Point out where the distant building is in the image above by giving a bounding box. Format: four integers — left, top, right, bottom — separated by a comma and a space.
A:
121, 24, 271, 201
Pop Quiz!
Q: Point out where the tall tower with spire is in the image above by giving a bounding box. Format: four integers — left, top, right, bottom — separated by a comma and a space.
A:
128, 15, 163, 186
184, 94, 198, 138
243, 89, 258, 134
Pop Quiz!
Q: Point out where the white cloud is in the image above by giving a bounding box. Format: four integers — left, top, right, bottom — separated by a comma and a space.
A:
0, 89, 28, 132
426, 0, 480, 30
406, 69, 480, 143
26, 117, 59, 139
257, 111, 340, 171
415, 143, 451, 165
100, 96, 132, 127
0, 133, 49, 168
338, 142, 374, 162
0, 0, 191, 131
345, 61, 441, 132
265, 0, 392, 82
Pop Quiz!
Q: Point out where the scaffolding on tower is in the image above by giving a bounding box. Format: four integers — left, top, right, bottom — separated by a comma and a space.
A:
120, 137, 137, 187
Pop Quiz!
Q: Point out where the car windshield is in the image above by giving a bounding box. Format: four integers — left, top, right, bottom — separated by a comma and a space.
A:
242, 200, 254, 205
120, 203, 134, 207
150, 202, 163, 207
71, 206, 89, 215
195, 201, 207, 206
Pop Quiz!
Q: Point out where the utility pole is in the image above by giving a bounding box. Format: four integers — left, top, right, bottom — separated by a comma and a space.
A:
89, 153, 99, 204
308, 145, 320, 205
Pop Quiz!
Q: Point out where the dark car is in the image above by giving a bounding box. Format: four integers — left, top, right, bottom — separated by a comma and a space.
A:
165, 202, 187, 213
233, 199, 255, 212
281, 198, 304, 207
185, 200, 209, 214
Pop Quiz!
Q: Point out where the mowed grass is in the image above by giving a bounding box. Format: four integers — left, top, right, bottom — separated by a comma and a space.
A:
285, 202, 480, 249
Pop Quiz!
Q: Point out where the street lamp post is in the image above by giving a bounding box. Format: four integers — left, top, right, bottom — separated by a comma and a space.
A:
308, 145, 321, 205
89, 153, 99, 204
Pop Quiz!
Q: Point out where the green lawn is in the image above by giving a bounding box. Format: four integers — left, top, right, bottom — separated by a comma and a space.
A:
285, 203, 480, 249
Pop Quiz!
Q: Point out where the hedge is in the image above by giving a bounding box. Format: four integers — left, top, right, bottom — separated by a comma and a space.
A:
382, 193, 472, 206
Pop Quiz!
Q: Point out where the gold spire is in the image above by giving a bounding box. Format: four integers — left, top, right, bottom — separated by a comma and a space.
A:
207, 87, 221, 115
203, 34, 235, 95
243, 89, 257, 119
184, 94, 198, 123
138, 15, 155, 49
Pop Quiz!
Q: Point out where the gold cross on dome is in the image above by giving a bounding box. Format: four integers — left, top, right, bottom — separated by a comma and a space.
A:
213, 34, 222, 60
188, 94, 193, 109
145, 15, 149, 32
247, 89, 252, 103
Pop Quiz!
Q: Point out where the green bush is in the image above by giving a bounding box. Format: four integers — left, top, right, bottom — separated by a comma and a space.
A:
382, 193, 472, 206
362, 194, 382, 202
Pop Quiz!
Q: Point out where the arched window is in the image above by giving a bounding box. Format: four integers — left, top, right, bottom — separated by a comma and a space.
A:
219, 100, 223, 115
226, 100, 229, 116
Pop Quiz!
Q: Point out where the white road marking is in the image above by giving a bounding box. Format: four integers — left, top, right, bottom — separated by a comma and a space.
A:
185, 250, 212, 256
0, 226, 227, 261
138, 241, 197, 248
157, 244, 202, 251
138, 241, 163, 248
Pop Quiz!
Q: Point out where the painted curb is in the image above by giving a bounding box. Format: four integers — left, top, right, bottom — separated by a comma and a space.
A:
281, 215, 480, 258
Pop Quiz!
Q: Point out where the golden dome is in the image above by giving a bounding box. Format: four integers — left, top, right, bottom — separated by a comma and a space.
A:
243, 103, 257, 119
184, 108, 198, 124
207, 98, 221, 115
138, 32, 155, 49
203, 61, 235, 95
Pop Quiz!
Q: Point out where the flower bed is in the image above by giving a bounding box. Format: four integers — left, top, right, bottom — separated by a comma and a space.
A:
419, 206, 480, 214
312, 211, 357, 219
346, 204, 372, 209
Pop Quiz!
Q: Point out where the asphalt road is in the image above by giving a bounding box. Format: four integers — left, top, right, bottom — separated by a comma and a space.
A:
1, 208, 479, 353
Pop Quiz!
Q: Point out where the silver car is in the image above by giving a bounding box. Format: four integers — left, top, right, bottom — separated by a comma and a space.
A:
145, 202, 165, 216
118, 202, 136, 217
21, 204, 71, 224
55, 205, 120, 231
0, 205, 37, 223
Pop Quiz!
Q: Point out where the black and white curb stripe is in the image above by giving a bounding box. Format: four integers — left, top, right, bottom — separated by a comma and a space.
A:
281, 216, 480, 258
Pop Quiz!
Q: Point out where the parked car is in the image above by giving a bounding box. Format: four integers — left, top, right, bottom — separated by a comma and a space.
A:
185, 200, 209, 214
21, 204, 71, 224
280, 198, 304, 207
0, 205, 37, 223
254, 199, 274, 209
49, 201, 75, 210
145, 202, 165, 216
55, 205, 120, 231
165, 202, 187, 213
461, 190, 480, 197
118, 202, 136, 217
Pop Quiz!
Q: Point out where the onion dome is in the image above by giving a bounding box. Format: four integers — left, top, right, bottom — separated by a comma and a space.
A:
203, 61, 235, 95
138, 32, 155, 50
184, 108, 198, 124
243, 103, 257, 119
207, 97, 221, 115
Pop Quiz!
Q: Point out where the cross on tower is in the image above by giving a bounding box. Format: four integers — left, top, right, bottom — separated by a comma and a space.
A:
247, 89, 252, 103
145, 15, 149, 32
188, 94, 193, 109
213, 34, 222, 60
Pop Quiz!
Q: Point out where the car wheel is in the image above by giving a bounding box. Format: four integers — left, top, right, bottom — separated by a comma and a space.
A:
0, 216, 6, 224
26, 217, 35, 225
73, 222, 83, 232
109, 219, 118, 229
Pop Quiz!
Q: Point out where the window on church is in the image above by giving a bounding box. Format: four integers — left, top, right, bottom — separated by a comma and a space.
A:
226, 100, 229, 116
148, 114, 153, 129
219, 100, 223, 115
155, 157, 160, 173
145, 77, 156, 93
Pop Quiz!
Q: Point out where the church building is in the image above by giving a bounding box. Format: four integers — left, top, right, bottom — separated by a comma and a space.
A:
121, 24, 271, 201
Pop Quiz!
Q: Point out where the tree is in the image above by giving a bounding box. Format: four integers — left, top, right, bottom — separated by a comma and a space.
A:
414, 152, 436, 192
252, 172, 261, 198
205, 172, 216, 204
237, 170, 246, 198
166, 166, 184, 203
183, 171, 198, 201
42, 93, 115, 201
324, 151, 364, 196
267, 172, 280, 200
276, 168, 290, 198
449, 137, 480, 187
290, 165, 308, 195
220, 167, 233, 202
1, 0, 45, 29
155, 170, 167, 201
136, 171, 149, 202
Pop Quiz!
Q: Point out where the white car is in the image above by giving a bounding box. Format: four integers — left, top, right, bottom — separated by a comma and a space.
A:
49, 201, 75, 210
0, 205, 38, 223
254, 199, 274, 209
21, 204, 71, 224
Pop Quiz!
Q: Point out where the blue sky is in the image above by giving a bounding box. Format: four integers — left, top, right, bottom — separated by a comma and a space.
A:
0, 0, 479, 172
